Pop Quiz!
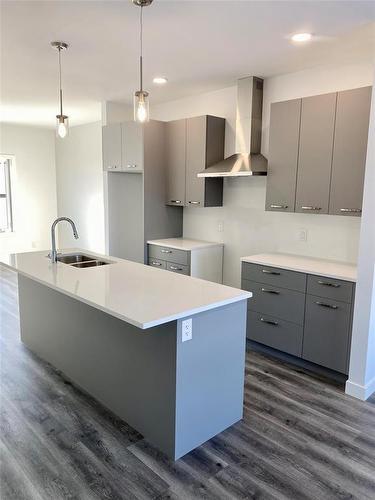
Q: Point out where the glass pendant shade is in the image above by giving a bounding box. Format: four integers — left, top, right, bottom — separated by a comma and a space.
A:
134, 90, 149, 123
56, 115, 69, 138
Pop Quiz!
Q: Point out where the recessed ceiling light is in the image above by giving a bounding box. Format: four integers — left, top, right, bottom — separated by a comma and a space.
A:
291, 33, 312, 42
153, 77, 168, 84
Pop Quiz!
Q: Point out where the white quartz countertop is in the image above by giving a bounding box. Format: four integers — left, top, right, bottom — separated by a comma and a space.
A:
241, 253, 357, 282
147, 238, 223, 251
1, 249, 250, 329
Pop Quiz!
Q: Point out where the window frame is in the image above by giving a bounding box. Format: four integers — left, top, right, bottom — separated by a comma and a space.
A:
0, 156, 14, 233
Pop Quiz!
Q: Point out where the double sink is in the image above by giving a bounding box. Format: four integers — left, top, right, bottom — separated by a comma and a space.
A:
57, 253, 113, 269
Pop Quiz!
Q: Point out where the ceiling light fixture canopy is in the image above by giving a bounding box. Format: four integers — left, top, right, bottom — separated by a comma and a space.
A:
51, 41, 69, 138
132, 0, 153, 123
153, 76, 168, 84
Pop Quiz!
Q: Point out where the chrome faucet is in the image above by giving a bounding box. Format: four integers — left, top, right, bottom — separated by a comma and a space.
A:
50, 217, 79, 263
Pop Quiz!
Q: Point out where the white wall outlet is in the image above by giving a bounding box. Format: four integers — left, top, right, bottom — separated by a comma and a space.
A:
217, 221, 224, 233
181, 318, 193, 342
298, 228, 308, 242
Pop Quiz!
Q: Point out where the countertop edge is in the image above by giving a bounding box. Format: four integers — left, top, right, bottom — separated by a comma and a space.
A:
240, 255, 357, 283
147, 240, 224, 251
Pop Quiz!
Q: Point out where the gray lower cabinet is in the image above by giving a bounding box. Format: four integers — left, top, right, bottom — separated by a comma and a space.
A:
241, 261, 355, 375
302, 295, 352, 373
295, 93, 336, 215
165, 115, 225, 208
265, 98, 301, 213
329, 86, 372, 216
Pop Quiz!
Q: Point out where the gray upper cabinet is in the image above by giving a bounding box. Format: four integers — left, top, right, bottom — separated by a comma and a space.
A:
295, 93, 336, 215
329, 86, 372, 216
265, 99, 301, 213
102, 123, 122, 171
166, 119, 186, 206
121, 122, 143, 172
166, 115, 225, 208
186, 115, 225, 207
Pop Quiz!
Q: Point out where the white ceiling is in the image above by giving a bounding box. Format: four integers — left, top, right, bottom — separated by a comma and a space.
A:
1, 0, 374, 127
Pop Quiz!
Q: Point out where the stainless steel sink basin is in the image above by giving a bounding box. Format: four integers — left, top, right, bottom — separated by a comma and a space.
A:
55, 253, 113, 268
71, 260, 109, 268
57, 254, 97, 264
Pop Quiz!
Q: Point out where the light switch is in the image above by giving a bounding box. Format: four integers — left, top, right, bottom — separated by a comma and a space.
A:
182, 318, 193, 342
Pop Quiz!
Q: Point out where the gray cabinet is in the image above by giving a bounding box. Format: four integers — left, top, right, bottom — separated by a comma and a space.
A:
329, 86, 372, 216
166, 119, 186, 206
241, 261, 355, 375
266, 86, 371, 217
295, 93, 336, 215
265, 99, 301, 213
102, 123, 122, 171
165, 115, 225, 208
106, 120, 183, 264
302, 295, 352, 373
121, 122, 143, 172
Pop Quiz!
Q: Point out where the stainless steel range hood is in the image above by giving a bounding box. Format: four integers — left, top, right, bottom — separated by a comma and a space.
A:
198, 76, 267, 178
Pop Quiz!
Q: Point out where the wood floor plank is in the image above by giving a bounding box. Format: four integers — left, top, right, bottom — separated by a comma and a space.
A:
1, 266, 375, 500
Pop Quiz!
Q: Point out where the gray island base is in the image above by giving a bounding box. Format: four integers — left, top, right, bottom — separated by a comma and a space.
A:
18, 275, 247, 460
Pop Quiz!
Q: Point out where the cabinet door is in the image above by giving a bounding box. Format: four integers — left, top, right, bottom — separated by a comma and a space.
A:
302, 295, 351, 373
121, 122, 143, 172
265, 99, 301, 213
166, 119, 186, 206
329, 86, 372, 216
185, 116, 206, 207
295, 93, 336, 215
102, 124, 121, 171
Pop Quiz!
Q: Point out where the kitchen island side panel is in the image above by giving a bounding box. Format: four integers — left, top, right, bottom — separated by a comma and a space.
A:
174, 300, 247, 459
18, 275, 178, 458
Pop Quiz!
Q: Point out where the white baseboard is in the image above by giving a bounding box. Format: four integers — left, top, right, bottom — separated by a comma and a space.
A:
345, 376, 375, 400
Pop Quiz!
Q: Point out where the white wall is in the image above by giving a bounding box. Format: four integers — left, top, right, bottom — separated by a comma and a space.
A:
346, 80, 375, 400
0, 123, 57, 253
152, 62, 374, 286
55, 122, 105, 253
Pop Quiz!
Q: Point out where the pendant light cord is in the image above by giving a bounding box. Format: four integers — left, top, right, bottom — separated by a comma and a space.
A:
140, 5, 143, 91
58, 47, 63, 115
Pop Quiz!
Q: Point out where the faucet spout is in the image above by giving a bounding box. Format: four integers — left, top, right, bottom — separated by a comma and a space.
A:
50, 217, 79, 263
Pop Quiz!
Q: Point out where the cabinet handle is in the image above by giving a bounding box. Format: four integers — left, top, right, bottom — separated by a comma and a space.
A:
151, 261, 162, 266
170, 265, 182, 271
262, 269, 281, 276
188, 201, 201, 205
170, 200, 182, 204
317, 280, 340, 288
126, 164, 137, 169
301, 206, 322, 211
315, 301, 338, 310
161, 249, 172, 254
261, 288, 280, 295
270, 204, 288, 209
340, 208, 362, 213
260, 317, 279, 326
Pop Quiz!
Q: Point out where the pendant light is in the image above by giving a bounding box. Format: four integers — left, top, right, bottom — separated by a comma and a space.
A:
132, 0, 153, 123
51, 41, 69, 138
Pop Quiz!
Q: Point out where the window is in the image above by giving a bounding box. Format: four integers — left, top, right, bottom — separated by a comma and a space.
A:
0, 157, 13, 232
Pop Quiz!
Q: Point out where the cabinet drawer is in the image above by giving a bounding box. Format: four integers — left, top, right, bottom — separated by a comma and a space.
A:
242, 279, 305, 325
242, 262, 306, 292
148, 245, 189, 266
302, 294, 351, 374
247, 311, 303, 357
307, 275, 353, 303
148, 258, 166, 269
166, 262, 190, 276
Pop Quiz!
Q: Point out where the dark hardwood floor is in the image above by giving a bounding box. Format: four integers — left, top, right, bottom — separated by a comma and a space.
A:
1, 265, 375, 500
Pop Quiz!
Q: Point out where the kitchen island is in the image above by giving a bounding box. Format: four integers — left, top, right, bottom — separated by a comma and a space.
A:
1, 249, 251, 460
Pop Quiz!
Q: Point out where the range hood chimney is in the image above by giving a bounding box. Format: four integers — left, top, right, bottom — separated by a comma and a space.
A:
198, 76, 267, 178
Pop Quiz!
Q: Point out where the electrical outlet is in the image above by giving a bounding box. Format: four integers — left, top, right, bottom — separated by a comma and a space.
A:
217, 221, 224, 233
181, 318, 193, 342
298, 229, 308, 242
